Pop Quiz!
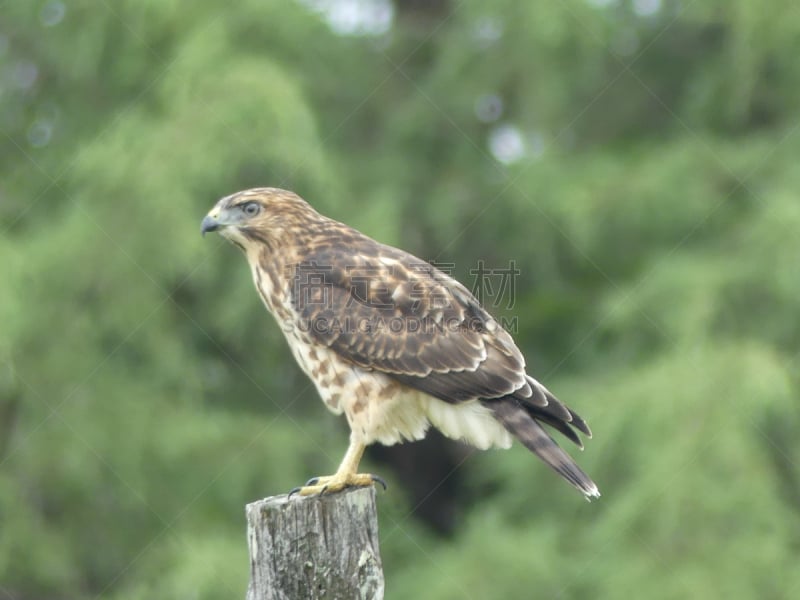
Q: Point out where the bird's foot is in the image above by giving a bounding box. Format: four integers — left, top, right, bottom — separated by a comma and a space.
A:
288, 473, 387, 498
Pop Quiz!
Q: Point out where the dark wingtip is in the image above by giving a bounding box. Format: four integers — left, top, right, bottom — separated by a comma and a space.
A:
487, 399, 599, 499
568, 409, 593, 437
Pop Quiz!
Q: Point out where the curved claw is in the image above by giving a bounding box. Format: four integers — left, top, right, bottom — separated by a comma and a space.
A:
288, 473, 387, 498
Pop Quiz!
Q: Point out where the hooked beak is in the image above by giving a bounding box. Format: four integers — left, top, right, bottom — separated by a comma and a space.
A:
201, 214, 220, 236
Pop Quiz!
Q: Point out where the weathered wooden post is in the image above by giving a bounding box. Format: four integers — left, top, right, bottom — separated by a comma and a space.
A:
245, 486, 384, 600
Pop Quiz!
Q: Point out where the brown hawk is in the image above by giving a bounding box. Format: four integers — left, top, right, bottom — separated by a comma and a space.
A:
201, 188, 599, 499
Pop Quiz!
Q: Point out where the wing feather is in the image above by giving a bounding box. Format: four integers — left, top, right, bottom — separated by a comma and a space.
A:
486, 398, 599, 498
287, 229, 594, 487
293, 238, 528, 402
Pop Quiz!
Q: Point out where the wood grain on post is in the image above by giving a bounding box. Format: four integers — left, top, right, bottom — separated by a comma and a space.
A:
245, 486, 384, 600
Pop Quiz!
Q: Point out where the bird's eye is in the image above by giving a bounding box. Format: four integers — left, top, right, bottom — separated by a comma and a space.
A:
242, 202, 260, 217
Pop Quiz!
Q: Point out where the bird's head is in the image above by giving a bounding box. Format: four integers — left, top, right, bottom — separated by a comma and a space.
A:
201, 187, 322, 249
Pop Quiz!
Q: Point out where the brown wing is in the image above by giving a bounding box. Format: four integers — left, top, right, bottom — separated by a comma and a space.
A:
290, 229, 598, 497
291, 236, 536, 404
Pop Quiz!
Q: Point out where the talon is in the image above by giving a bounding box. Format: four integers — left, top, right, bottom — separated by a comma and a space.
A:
287, 471, 385, 497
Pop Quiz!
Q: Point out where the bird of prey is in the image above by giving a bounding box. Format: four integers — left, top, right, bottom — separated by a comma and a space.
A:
202, 188, 599, 499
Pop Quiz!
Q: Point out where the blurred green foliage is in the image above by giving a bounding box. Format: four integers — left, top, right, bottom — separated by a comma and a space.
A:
2, 1, 800, 598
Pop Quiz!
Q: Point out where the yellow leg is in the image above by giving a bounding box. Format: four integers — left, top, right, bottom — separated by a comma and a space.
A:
293, 437, 386, 496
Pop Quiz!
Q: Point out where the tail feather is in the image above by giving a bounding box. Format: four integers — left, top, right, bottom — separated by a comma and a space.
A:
485, 397, 600, 499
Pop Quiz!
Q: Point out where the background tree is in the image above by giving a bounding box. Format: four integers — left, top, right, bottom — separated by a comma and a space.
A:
2, 1, 799, 598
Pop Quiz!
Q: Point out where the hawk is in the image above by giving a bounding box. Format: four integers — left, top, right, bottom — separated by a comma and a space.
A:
202, 188, 599, 499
